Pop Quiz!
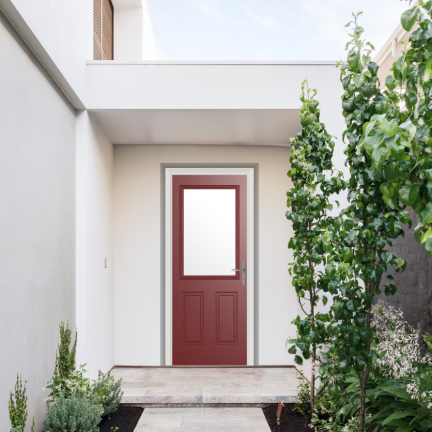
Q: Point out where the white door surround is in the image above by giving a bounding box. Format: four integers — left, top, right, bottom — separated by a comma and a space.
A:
165, 167, 255, 366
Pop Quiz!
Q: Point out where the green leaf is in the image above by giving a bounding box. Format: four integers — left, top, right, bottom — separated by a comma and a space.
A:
364, 132, 385, 155
342, 98, 356, 113
395, 258, 406, 269
383, 410, 418, 426
398, 210, 411, 225
421, 228, 432, 244
381, 119, 399, 137
401, 7, 418, 31
294, 355, 303, 365
354, 75, 364, 88
309, 331, 319, 342
425, 58, 432, 82
341, 247, 353, 263
323, 242, 333, 253
349, 333, 360, 345
347, 299, 358, 311
394, 426, 414, 432
299, 320, 312, 336
288, 345, 297, 355
379, 383, 411, 401
372, 146, 389, 170
385, 75, 396, 91
382, 251, 394, 263
325, 264, 336, 279
399, 185, 419, 206
384, 161, 401, 182
389, 141, 407, 162
425, 237, 432, 253
322, 296, 328, 306
347, 49, 361, 73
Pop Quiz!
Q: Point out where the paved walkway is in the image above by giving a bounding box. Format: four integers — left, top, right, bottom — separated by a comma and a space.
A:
134, 407, 270, 431
112, 366, 299, 404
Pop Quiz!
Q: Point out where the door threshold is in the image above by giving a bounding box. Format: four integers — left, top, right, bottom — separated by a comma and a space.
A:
113, 365, 296, 369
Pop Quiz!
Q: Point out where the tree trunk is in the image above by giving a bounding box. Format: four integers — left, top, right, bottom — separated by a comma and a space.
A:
310, 355, 315, 412
358, 383, 366, 432
309, 280, 315, 413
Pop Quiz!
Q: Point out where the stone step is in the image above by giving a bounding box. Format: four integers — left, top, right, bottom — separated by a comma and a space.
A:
111, 366, 300, 406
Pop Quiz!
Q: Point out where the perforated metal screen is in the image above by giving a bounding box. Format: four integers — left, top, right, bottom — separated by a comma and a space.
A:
93, 0, 114, 60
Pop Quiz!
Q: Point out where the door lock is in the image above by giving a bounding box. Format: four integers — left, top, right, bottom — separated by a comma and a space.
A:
232, 261, 246, 285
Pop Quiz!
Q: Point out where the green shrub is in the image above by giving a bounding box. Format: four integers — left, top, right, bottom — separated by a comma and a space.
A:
43, 394, 102, 432
9, 375, 34, 432
48, 323, 77, 400
294, 378, 311, 416
47, 364, 92, 401
91, 370, 123, 417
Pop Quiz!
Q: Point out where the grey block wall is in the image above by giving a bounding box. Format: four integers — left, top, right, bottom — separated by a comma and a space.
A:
0, 10, 76, 431
376, 209, 432, 334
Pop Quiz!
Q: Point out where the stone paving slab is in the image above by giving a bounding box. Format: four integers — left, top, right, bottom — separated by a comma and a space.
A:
134, 407, 270, 431
113, 367, 299, 405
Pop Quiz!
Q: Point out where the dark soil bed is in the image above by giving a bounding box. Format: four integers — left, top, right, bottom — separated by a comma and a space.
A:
98, 405, 144, 432
262, 404, 313, 432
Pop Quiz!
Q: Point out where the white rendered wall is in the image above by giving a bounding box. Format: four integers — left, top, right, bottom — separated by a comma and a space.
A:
76, 111, 114, 378
0, 11, 76, 430
113, 1, 158, 61
113, 144, 296, 365
86, 63, 334, 110
114, 6, 144, 61
1, 0, 93, 104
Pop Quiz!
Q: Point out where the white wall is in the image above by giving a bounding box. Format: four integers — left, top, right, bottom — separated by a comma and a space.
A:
0, 11, 76, 431
86, 63, 334, 110
1, 0, 92, 104
114, 6, 145, 61
113, 1, 158, 61
113, 144, 297, 365
76, 111, 114, 378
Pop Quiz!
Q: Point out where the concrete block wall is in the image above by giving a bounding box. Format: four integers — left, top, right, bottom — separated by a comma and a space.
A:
377, 209, 432, 334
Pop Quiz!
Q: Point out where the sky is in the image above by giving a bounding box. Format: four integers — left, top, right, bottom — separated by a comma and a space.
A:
147, 0, 409, 61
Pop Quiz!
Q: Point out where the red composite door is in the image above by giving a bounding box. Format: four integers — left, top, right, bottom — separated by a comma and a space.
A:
172, 175, 247, 365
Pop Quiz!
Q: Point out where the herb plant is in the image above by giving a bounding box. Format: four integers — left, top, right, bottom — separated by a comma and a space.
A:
43, 393, 102, 432
91, 370, 123, 418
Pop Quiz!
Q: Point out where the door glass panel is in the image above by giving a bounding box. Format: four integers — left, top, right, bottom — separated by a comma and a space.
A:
184, 189, 236, 276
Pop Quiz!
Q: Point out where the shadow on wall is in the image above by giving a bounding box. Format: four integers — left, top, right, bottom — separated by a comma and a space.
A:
377, 209, 432, 334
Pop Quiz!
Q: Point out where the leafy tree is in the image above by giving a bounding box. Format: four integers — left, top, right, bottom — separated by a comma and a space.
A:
286, 80, 345, 411
376, 0, 432, 255
320, 13, 410, 432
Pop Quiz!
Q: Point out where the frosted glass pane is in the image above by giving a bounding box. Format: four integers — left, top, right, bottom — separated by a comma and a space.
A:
184, 189, 236, 276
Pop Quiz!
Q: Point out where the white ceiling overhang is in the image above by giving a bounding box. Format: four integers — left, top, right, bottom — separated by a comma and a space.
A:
86, 61, 339, 145
90, 109, 300, 145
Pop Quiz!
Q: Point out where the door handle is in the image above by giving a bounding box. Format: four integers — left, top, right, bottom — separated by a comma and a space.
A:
232, 261, 246, 285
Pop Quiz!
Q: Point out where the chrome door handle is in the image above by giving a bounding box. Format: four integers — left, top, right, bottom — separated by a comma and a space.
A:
232, 261, 246, 285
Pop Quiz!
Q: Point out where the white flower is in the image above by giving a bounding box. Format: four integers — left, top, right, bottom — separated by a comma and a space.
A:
371, 300, 432, 401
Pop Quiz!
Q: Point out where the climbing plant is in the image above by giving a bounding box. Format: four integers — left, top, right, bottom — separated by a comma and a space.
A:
286, 80, 345, 412
318, 12, 412, 432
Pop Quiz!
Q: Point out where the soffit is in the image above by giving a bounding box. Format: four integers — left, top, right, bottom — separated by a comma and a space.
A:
90, 109, 299, 145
